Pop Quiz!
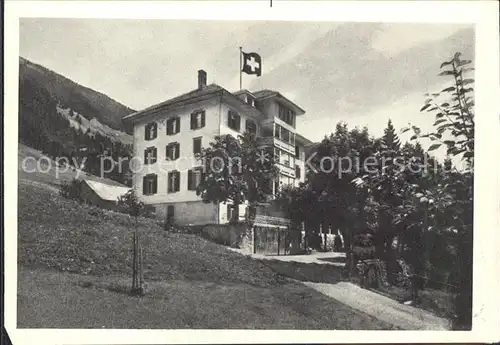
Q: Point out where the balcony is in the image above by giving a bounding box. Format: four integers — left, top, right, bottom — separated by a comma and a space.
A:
278, 162, 295, 178
260, 116, 295, 132
259, 136, 295, 156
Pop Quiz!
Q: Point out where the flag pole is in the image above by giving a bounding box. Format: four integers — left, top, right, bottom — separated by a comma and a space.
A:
239, 46, 243, 90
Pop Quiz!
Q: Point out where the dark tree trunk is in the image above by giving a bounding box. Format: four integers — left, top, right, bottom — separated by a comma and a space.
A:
384, 233, 398, 284
453, 229, 473, 330
341, 228, 354, 278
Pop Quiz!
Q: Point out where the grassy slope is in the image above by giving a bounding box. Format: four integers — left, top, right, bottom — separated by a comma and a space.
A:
17, 146, 394, 329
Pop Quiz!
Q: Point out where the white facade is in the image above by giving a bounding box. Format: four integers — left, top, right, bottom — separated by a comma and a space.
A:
123, 70, 312, 225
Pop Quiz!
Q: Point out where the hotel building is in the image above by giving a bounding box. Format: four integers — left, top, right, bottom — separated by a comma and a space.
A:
123, 70, 313, 225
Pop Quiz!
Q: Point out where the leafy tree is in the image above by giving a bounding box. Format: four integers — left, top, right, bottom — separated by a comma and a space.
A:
418, 53, 473, 329
117, 189, 145, 217
196, 132, 279, 223
117, 189, 146, 295
275, 182, 317, 251
400, 52, 473, 328
406, 52, 474, 165
298, 124, 378, 273
275, 183, 313, 226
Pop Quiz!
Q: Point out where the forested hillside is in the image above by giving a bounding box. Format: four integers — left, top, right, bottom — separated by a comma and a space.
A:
18, 57, 136, 185
19, 57, 135, 130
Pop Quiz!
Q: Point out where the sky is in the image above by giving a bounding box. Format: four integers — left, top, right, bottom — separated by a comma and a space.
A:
19, 19, 474, 150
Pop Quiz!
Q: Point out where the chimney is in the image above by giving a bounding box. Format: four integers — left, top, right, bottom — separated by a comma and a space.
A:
198, 70, 207, 89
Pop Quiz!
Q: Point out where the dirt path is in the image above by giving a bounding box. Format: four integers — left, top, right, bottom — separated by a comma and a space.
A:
228, 248, 346, 267
304, 281, 451, 330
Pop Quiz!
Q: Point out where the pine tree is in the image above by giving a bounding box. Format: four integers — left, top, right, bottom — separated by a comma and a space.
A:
381, 120, 401, 151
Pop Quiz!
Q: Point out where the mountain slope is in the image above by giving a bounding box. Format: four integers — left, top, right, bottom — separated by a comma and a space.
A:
19, 58, 134, 185
19, 56, 135, 132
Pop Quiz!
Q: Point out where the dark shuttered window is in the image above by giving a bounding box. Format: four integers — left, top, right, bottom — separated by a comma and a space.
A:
143, 174, 157, 195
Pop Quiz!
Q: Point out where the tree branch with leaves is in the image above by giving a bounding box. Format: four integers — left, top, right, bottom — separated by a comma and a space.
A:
196, 132, 279, 223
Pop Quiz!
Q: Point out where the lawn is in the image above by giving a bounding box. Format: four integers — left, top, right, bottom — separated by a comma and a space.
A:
17, 160, 394, 329
18, 267, 395, 329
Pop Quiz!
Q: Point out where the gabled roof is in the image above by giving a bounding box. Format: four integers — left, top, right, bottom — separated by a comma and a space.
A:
295, 132, 314, 146
253, 89, 306, 115
123, 83, 264, 122
253, 90, 277, 99
233, 89, 257, 98
83, 179, 131, 202
123, 84, 223, 122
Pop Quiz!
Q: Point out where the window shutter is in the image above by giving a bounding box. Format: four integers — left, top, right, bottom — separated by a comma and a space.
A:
144, 149, 148, 164
190, 113, 195, 129
166, 119, 172, 135
188, 169, 193, 190
193, 138, 201, 154
236, 114, 241, 131
175, 171, 180, 191
167, 173, 172, 193
153, 147, 157, 163
153, 175, 158, 194
143, 177, 148, 195
145, 124, 149, 140
201, 111, 206, 128
175, 143, 180, 159
176, 117, 181, 133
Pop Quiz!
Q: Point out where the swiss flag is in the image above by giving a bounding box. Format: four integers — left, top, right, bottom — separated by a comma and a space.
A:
241, 52, 262, 77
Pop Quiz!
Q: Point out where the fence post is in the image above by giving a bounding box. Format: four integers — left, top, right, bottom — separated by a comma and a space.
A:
277, 228, 281, 256
253, 227, 257, 254
284, 229, 288, 256
139, 245, 144, 293
132, 231, 137, 291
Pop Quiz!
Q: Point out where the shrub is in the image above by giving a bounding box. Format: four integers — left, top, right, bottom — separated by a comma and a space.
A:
59, 178, 82, 200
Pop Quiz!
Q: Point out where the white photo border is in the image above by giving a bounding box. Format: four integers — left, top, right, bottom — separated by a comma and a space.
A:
4, 0, 500, 343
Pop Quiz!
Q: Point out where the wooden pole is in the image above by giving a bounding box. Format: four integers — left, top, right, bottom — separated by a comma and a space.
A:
277, 228, 281, 256
139, 245, 143, 294
239, 47, 243, 90
132, 231, 137, 291
253, 226, 256, 254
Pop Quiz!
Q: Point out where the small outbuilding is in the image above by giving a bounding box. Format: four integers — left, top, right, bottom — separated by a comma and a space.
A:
79, 179, 131, 211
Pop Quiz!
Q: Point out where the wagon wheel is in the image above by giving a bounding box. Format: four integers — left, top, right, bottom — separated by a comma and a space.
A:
365, 266, 379, 288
